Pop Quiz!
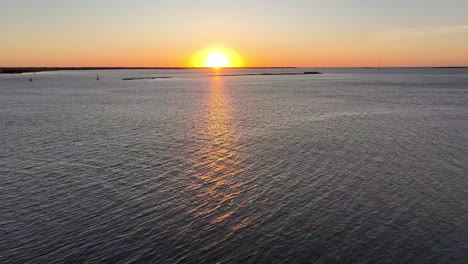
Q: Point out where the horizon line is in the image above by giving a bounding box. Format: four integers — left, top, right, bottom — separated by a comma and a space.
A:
1, 66, 468, 74
2, 66, 467, 69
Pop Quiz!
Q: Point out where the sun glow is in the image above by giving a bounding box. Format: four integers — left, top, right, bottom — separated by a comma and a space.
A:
191, 46, 244, 68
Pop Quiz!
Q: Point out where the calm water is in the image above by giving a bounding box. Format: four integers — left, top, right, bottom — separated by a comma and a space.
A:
1, 68, 468, 263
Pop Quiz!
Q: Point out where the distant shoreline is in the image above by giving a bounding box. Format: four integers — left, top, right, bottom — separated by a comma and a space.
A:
214, 72, 322, 77
0, 67, 295, 74
1, 66, 467, 74
431, 67, 468, 69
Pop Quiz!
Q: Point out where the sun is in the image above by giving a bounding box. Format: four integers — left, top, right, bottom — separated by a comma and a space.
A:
205, 52, 229, 68
191, 46, 244, 68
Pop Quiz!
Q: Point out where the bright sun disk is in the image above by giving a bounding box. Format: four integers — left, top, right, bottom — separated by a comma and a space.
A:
191, 46, 243, 68
205, 52, 229, 68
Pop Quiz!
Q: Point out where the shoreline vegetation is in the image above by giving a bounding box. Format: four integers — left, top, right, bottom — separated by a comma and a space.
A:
1, 66, 467, 75
0, 67, 295, 74
213, 71, 322, 77
122, 72, 322, 81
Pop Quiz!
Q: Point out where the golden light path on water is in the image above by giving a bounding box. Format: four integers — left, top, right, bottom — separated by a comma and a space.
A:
185, 74, 258, 244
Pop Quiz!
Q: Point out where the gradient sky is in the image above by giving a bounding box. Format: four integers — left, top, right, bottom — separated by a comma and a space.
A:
1, 0, 468, 67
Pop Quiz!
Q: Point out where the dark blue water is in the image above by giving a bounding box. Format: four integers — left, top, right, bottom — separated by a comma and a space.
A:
1, 68, 468, 263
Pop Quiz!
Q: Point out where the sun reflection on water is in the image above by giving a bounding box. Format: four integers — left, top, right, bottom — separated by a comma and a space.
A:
185, 76, 255, 231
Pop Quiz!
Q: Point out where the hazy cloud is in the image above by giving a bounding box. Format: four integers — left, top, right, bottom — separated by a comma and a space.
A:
374, 25, 468, 42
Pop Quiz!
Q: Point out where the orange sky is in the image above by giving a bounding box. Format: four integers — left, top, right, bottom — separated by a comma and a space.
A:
1, 1, 468, 67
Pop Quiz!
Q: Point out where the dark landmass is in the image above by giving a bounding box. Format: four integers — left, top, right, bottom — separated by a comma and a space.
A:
0, 67, 296, 74
432, 66, 468, 69
122, 77, 172, 81
0, 67, 179, 74
2, 67, 467, 74
214, 71, 322, 77
123, 72, 321, 80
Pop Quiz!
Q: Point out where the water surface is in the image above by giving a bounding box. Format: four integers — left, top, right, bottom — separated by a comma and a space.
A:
1, 68, 468, 263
